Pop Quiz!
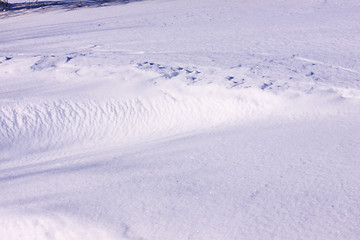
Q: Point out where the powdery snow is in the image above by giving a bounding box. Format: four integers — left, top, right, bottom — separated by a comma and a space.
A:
1, 0, 360, 239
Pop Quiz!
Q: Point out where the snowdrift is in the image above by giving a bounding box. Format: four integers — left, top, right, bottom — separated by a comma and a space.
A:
0, 59, 283, 152
1, 58, 357, 153
1, 0, 360, 239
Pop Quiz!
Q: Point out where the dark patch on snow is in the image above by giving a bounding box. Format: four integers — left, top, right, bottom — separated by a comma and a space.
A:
187, 76, 197, 82
1, 0, 144, 16
261, 82, 273, 90
306, 72, 315, 77
66, 56, 73, 63
230, 64, 242, 69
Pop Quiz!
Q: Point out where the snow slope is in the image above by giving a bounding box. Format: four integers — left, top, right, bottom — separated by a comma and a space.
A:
1, 0, 360, 239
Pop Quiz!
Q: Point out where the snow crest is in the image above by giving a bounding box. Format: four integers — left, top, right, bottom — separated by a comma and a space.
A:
0, 86, 279, 152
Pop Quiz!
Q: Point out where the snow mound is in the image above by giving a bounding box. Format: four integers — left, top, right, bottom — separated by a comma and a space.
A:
1, 55, 359, 153
0, 83, 280, 152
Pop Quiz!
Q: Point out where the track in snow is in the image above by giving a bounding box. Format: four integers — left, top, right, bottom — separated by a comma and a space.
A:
1, 0, 360, 239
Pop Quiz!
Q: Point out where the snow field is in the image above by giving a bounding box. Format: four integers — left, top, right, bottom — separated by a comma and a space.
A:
1, 0, 360, 239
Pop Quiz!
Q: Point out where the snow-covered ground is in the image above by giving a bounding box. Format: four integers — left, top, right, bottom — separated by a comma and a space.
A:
1, 0, 360, 239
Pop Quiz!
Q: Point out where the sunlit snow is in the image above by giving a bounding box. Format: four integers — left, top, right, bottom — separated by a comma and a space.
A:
1, 0, 360, 239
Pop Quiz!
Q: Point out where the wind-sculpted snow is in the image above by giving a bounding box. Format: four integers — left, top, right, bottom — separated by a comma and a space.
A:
1, 55, 359, 153
0, 85, 279, 152
1, 0, 360, 239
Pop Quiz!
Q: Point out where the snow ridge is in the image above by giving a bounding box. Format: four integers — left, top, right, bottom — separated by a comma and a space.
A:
0, 90, 279, 152
1, 56, 359, 153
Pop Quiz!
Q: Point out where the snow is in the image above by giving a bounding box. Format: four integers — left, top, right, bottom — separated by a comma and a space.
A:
1, 0, 360, 239
0, 209, 118, 240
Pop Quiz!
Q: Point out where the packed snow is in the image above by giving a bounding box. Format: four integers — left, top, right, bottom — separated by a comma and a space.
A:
1, 0, 360, 239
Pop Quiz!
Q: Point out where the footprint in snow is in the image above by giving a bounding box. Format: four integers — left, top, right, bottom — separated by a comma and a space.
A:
31, 55, 58, 71
0, 56, 12, 64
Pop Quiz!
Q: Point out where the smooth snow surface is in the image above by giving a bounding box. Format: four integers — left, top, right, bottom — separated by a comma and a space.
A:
1, 0, 360, 239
